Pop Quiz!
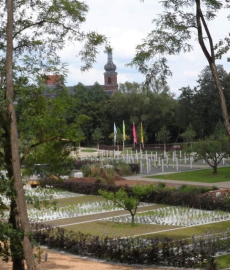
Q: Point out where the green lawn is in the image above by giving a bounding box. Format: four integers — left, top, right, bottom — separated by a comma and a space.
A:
216, 254, 230, 269
64, 221, 179, 237
147, 167, 230, 183
140, 220, 230, 240
56, 195, 105, 207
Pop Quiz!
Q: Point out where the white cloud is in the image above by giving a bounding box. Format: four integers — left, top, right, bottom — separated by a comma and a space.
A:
59, 1, 230, 97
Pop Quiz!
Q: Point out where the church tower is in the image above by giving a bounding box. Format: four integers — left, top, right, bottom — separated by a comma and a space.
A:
103, 50, 118, 94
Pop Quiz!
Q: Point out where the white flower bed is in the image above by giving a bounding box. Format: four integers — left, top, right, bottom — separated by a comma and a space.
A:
26, 200, 122, 222
25, 187, 83, 200
106, 206, 230, 226
25, 201, 150, 222
0, 188, 83, 206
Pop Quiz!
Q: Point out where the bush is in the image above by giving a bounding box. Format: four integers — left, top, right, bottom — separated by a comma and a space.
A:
81, 163, 91, 177
112, 161, 132, 176
31, 223, 224, 268
40, 178, 230, 212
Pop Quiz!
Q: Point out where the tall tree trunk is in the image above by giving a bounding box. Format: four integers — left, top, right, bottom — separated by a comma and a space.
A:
6, 1, 37, 269
209, 63, 230, 145
4, 124, 25, 270
196, 0, 230, 145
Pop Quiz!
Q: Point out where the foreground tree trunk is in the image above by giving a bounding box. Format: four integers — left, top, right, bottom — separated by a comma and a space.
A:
6, 1, 37, 269
196, 0, 230, 145
4, 125, 25, 270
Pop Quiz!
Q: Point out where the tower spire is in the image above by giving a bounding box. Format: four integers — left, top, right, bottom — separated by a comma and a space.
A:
103, 49, 118, 94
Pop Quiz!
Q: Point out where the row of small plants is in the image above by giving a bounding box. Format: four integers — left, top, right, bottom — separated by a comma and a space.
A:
31, 223, 228, 269
40, 179, 228, 212
106, 207, 230, 227
4, 201, 123, 222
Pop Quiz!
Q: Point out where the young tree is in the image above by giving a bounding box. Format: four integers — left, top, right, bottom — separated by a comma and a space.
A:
180, 123, 197, 150
92, 127, 104, 149
98, 185, 149, 224
157, 125, 171, 152
190, 121, 229, 174
192, 134, 229, 174
130, 0, 230, 145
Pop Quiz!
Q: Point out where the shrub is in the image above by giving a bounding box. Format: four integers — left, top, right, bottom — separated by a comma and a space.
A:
81, 163, 91, 177
31, 223, 226, 268
112, 161, 132, 176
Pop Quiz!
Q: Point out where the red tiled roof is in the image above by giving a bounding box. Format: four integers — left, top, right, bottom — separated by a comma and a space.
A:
45, 75, 60, 85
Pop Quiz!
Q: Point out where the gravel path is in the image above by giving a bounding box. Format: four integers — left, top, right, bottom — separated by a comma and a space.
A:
0, 248, 199, 270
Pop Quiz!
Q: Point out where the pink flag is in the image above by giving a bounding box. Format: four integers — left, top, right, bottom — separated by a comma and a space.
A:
133, 123, 137, 143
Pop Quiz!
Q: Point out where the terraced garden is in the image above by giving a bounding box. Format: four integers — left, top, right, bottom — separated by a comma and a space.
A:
3, 187, 230, 239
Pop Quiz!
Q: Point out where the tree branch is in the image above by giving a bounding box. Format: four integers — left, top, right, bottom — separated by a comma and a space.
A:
20, 136, 75, 163
199, 8, 215, 60
195, 0, 212, 62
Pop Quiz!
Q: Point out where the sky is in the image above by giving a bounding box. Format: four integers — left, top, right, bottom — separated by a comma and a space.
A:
59, 0, 230, 97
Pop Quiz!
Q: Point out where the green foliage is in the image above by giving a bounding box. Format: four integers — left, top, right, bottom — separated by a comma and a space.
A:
81, 163, 91, 177
81, 162, 115, 184
180, 123, 197, 143
112, 161, 132, 176
92, 127, 104, 148
156, 125, 171, 150
129, 1, 228, 85
108, 82, 177, 143
71, 83, 109, 146
99, 186, 150, 224
192, 134, 230, 174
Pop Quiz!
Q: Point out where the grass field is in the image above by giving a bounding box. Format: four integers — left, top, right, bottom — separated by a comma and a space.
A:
216, 254, 230, 269
56, 195, 106, 207
147, 166, 230, 183
140, 219, 230, 240
64, 221, 180, 237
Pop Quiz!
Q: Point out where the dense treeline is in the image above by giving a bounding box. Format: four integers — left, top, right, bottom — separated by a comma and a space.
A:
66, 65, 230, 146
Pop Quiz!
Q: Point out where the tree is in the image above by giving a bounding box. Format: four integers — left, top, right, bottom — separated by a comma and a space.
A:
71, 83, 109, 146
92, 127, 104, 149
180, 123, 197, 150
176, 86, 195, 133
5, 1, 36, 269
130, 0, 230, 145
190, 121, 229, 174
1, 1, 107, 269
192, 134, 229, 174
108, 82, 177, 143
156, 125, 171, 152
98, 186, 149, 224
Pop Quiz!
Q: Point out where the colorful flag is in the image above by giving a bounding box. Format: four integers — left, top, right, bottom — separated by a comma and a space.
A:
123, 120, 126, 141
141, 122, 144, 144
133, 123, 137, 143
114, 122, 117, 143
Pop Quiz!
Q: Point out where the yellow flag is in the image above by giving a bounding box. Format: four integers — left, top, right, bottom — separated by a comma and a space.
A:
141, 122, 144, 144
123, 120, 126, 141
